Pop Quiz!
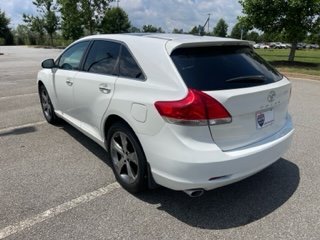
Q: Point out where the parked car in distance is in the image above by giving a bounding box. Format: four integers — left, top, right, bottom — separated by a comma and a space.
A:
297, 43, 307, 49
285, 43, 292, 49
270, 42, 287, 49
38, 34, 294, 197
253, 43, 260, 49
306, 44, 320, 49
253, 43, 270, 49
260, 44, 270, 49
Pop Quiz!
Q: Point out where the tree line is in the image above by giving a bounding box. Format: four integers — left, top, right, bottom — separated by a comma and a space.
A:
1, 0, 319, 61
1, 0, 132, 46
0, 0, 170, 46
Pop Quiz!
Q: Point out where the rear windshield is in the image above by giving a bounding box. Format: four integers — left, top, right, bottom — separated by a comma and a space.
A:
171, 46, 282, 91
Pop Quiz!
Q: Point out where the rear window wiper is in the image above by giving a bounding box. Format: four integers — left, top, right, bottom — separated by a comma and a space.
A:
225, 75, 266, 83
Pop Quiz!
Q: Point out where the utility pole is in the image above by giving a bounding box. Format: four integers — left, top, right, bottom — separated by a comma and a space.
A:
202, 13, 211, 35
207, 13, 211, 33
116, 0, 120, 8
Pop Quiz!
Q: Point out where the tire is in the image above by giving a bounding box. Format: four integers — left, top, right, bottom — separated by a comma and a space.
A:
107, 122, 148, 193
39, 84, 60, 125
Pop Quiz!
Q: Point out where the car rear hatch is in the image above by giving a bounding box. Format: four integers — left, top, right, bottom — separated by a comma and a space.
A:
170, 44, 291, 151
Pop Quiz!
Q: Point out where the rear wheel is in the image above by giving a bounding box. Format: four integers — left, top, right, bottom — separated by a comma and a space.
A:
107, 122, 148, 193
39, 84, 59, 124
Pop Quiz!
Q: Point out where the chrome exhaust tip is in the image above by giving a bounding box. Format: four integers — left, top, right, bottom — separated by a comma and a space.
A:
183, 189, 205, 197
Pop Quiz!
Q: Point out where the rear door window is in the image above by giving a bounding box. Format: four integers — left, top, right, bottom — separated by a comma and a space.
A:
171, 46, 282, 91
84, 40, 121, 75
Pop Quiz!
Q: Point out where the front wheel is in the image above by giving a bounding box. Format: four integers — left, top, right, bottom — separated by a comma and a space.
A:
39, 84, 60, 124
107, 122, 148, 193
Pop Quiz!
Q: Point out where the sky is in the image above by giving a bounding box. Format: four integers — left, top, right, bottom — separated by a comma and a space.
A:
0, 0, 243, 33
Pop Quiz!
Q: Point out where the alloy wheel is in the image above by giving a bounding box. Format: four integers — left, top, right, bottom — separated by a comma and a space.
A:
40, 88, 52, 120
110, 132, 139, 184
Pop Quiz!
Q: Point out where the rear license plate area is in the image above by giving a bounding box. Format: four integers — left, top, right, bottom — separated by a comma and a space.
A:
256, 109, 274, 129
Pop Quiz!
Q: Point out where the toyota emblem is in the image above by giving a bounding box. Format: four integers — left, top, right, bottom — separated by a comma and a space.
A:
267, 91, 276, 102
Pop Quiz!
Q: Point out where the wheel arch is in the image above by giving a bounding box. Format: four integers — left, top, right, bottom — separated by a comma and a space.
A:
103, 114, 136, 146
37, 80, 51, 102
38, 80, 44, 91
103, 114, 158, 189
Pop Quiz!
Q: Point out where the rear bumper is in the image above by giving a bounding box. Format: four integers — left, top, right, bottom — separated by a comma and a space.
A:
139, 117, 294, 191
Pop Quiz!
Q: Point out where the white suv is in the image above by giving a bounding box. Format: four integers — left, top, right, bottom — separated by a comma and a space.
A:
38, 34, 294, 197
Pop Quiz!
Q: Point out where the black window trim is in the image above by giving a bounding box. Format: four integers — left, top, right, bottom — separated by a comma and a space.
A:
80, 38, 147, 81
55, 38, 148, 81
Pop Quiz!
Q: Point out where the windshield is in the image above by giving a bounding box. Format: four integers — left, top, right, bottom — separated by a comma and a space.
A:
171, 46, 282, 91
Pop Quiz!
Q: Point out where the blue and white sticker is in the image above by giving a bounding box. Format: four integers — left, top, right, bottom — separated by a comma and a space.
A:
256, 109, 274, 129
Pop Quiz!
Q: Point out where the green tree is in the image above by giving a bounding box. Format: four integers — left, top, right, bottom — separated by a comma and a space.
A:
31, 0, 59, 46
157, 27, 165, 33
0, 9, 10, 37
23, 15, 45, 44
189, 25, 204, 35
239, 0, 320, 61
81, 0, 113, 34
58, 0, 83, 40
101, 7, 131, 33
142, 25, 164, 33
213, 18, 228, 37
172, 28, 183, 34
246, 31, 260, 42
230, 22, 248, 39
259, 32, 284, 43
306, 23, 320, 44
59, 0, 113, 39
129, 26, 141, 33
307, 33, 320, 44
0, 9, 14, 45
13, 25, 29, 45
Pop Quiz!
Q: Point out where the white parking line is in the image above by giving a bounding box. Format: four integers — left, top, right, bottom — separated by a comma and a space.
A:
0, 93, 37, 101
0, 121, 46, 133
0, 182, 120, 239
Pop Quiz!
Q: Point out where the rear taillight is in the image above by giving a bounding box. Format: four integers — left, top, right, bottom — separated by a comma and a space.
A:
154, 89, 232, 126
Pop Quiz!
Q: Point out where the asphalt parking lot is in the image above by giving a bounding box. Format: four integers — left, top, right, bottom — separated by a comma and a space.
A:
0, 46, 319, 240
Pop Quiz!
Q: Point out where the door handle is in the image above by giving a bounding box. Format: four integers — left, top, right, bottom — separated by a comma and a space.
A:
66, 78, 73, 86
99, 84, 111, 94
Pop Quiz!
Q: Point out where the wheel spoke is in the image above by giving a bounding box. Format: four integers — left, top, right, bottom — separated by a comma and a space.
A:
112, 138, 124, 156
114, 157, 125, 173
45, 103, 50, 111
120, 133, 128, 152
47, 105, 52, 115
127, 152, 138, 165
126, 161, 135, 180
42, 96, 47, 105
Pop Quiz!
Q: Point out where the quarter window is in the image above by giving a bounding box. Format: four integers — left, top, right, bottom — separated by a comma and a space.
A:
58, 41, 89, 70
119, 46, 145, 80
84, 40, 121, 75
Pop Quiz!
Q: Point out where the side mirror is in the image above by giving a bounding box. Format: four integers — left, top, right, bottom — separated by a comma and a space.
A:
41, 59, 56, 69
